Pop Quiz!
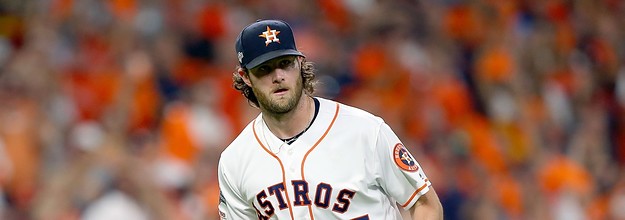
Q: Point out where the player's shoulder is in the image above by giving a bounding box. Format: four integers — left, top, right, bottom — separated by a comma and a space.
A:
318, 97, 384, 125
219, 115, 260, 160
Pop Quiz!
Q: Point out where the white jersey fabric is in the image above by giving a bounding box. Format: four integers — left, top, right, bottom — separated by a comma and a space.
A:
218, 97, 431, 220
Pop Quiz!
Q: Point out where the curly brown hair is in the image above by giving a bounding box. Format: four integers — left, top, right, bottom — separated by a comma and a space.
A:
232, 58, 316, 108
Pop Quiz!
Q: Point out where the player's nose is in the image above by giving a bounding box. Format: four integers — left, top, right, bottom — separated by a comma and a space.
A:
272, 68, 287, 83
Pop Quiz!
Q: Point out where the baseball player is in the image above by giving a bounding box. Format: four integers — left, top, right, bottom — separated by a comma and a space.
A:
218, 19, 443, 220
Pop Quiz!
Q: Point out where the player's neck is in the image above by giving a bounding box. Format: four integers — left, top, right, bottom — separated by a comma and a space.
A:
262, 95, 315, 140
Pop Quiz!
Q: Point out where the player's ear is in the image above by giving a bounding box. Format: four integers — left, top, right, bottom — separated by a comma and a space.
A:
297, 56, 304, 66
238, 67, 252, 87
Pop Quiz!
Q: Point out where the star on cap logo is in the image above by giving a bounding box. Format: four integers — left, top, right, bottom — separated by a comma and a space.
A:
259, 26, 280, 46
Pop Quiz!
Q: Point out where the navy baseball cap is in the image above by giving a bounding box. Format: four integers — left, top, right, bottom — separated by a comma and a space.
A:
236, 19, 304, 69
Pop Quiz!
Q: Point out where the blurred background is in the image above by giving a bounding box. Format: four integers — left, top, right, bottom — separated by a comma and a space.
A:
0, 0, 624, 219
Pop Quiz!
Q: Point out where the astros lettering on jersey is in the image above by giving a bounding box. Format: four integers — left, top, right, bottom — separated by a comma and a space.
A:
218, 98, 431, 219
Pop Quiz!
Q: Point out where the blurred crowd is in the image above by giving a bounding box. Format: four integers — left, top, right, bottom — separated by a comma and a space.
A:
0, 0, 624, 219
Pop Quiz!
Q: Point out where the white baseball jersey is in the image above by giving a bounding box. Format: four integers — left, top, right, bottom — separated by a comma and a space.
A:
218, 97, 431, 220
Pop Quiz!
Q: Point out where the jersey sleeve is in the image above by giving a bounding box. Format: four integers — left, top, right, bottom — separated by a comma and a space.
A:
375, 122, 431, 209
217, 158, 257, 219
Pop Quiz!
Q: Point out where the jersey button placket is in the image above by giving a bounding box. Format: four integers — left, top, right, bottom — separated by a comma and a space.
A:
288, 152, 297, 174
284, 146, 300, 175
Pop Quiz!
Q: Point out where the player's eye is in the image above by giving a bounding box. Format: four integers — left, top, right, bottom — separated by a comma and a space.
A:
256, 65, 271, 74
279, 58, 294, 69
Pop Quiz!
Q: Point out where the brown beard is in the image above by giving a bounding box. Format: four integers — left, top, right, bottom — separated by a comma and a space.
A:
252, 74, 304, 114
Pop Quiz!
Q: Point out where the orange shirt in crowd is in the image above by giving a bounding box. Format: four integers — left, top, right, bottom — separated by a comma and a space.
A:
1, 99, 40, 210
475, 44, 515, 83
160, 102, 199, 163
538, 154, 593, 197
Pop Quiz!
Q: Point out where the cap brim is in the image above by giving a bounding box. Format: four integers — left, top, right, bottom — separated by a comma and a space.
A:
245, 49, 304, 69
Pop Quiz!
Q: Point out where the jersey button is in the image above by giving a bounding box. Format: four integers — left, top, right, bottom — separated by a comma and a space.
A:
287, 149, 294, 155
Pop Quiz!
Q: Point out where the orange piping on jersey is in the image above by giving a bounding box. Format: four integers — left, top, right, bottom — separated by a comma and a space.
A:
253, 119, 295, 220
301, 102, 340, 219
400, 182, 429, 208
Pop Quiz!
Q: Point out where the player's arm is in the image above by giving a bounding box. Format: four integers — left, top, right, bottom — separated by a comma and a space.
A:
373, 122, 442, 219
217, 157, 257, 219
409, 187, 443, 220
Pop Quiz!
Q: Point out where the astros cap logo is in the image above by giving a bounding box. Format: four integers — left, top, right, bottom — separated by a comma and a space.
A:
259, 26, 281, 46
